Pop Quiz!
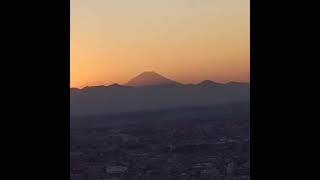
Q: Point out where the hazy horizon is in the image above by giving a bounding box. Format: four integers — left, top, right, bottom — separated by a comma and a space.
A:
71, 0, 250, 88
70, 70, 250, 89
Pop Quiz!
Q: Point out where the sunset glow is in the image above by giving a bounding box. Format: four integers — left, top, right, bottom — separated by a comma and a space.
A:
71, 0, 250, 88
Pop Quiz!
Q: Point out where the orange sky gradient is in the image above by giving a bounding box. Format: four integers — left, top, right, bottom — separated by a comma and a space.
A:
71, 0, 250, 88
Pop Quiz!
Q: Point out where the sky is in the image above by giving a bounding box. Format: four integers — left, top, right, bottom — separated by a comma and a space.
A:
71, 0, 250, 88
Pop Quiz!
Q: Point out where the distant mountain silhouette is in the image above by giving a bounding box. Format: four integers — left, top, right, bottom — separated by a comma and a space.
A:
198, 80, 223, 87
126, 71, 180, 87
71, 72, 250, 116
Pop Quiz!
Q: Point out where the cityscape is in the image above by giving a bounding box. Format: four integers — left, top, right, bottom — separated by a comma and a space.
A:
71, 102, 250, 180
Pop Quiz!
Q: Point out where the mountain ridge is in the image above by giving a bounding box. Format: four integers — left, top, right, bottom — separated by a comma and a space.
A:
71, 71, 249, 90
71, 72, 249, 116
